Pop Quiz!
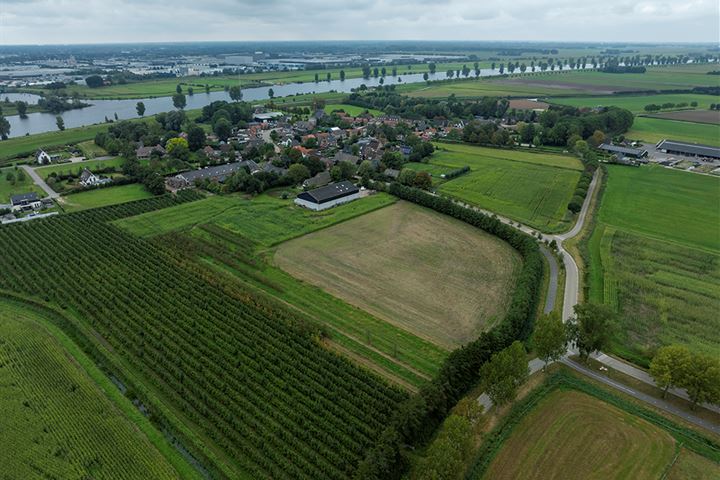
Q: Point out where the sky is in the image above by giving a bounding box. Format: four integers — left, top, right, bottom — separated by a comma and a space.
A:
1, 0, 718, 45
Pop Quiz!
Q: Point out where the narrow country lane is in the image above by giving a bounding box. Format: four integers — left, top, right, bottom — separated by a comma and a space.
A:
21, 165, 59, 199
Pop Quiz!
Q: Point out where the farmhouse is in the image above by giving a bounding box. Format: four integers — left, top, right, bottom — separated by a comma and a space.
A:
598, 143, 648, 159
35, 150, 62, 165
295, 180, 360, 211
166, 161, 253, 189
136, 145, 166, 159
79, 168, 113, 187
656, 139, 720, 160
10, 192, 42, 212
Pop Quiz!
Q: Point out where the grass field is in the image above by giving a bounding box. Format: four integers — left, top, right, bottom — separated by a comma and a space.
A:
626, 117, 720, 146
399, 79, 577, 98
36, 157, 124, 179
61, 184, 153, 212
275, 201, 521, 348
0, 123, 111, 164
0, 299, 185, 479
430, 143, 582, 231
483, 390, 675, 480
0, 166, 42, 203
77, 139, 108, 158
588, 165, 720, 364
117, 192, 451, 388
667, 448, 720, 480
323, 103, 384, 117
548, 93, 720, 113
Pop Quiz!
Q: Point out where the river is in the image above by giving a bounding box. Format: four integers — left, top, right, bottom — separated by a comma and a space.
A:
2, 65, 584, 138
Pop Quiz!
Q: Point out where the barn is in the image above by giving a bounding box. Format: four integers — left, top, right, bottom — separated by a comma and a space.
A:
294, 181, 360, 211
656, 140, 720, 160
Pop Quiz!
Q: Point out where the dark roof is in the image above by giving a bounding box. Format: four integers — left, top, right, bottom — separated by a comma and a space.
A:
10, 192, 39, 205
176, 162, 246, 183
656, 140, 720, 158
598, 143, 647, 156
303, 171, 332, 188
297, 181, 359, 204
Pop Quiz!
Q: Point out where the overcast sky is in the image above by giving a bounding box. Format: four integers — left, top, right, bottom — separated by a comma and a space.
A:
1, 0, 718, 45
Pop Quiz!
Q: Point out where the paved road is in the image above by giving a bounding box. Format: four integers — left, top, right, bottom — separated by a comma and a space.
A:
539, 247, 558, 314
21, 165, 59, 199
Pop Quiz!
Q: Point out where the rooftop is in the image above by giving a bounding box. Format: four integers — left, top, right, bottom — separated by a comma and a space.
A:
656, 140, 720, 157
297, 180, 359, 204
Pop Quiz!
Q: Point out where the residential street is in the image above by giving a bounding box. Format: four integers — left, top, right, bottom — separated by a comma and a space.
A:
21, 165, 59, 199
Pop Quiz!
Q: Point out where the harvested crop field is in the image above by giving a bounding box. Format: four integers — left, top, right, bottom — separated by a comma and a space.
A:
647, 109, 720, 124
483, 390, 675, 480
508, 99, 549, 110
275, 201, 521, 348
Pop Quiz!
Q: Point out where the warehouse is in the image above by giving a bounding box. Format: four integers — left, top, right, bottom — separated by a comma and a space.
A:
598, 143, 648, 159
656, 140, 720, 160
295, 181, 360, 211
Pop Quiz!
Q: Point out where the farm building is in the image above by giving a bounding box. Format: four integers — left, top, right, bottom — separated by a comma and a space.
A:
253, 112, 285, 122
295, 181, 360, 211
656, 140, 720, 160
598, 143, 648, 159
166, 161, 258, 189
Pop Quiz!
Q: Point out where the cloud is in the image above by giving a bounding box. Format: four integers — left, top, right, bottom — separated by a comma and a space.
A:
0, 0, 717, 44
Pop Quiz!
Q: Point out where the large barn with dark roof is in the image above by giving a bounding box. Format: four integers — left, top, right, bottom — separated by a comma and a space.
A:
656, 140, 720, 160
294, 181, 360, 211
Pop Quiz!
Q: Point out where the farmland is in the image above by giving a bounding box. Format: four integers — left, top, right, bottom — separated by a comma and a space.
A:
429, 143, 582, 231
0, 123, 111, 164
0, 166, 43, 203
0, 193, 407, 479
275, 201, 521, 348
482, 390, 675, 480
0, 298, 185, 479
324, 103, 384, 117
626, 117, 720, 146
61, 184, 154, 212
548, 93, 720, 113
647, 109, 720, 124
587, 165, 720, 364
117, 193, 450, 388
36, 157, 124, 179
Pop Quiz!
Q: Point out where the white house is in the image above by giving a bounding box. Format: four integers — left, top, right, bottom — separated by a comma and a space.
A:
79, 168, 113, 187
36, 150, 52, 165
294, 181, 360, 211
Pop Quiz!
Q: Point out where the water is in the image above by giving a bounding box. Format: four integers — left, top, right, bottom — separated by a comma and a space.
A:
2, 65, 587, 138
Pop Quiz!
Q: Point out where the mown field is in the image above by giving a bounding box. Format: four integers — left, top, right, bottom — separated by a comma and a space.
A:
626, 117, 720, 146
323, 103, 384, 117
399, 79, 577, 98
430, 143, 583, 231
548, 93, 720, 113
61, 184, 153, 212
36, 157, 124, 179
275, 201, 521, 348
588, 165, 720, 364
117, 193, 449, 389
0, 299, 186, 479
0, 123, 110, 164
0, 193, 407, 479
0, 166, 42, 203
482, 390, 675, 480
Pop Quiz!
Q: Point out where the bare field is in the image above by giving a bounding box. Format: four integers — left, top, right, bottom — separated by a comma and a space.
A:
275, 201, 521, 348
646, 109, 720, 125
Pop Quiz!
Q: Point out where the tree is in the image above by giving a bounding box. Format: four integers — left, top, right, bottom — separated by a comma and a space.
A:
428, 63, 436, 74
187, 87, 194, 96
0, 115, 9, 140
397, 168, 417, 186
413, 171, 432, 190
415, 415, 473, 480
229, 85, 243, 102
340, 70, 346, 81
172, 93, 186, 110
136, 101, 145, 117
423, 72, 429, 82
314, 73, 319, 83
679, 354, 720, 409
357, 160, 373, 177
56, 116, 65, 131
16, 101, 28, 118
268, 88, 274, 99
176, 84, 182, 94
187, 124, 206, 151
649, 345, 691, 399
480, 341, 529, 406
213, 117, 232, 141
85, 75, 104, 88
16, 169, 25, 183
165, 137, 189, 160
287, 163, 310, 184
568, 303, 616, 361
205, 84, 210, 94
326, 72, 331, 82
533, 312, 568, 369
5, 171, 15, 184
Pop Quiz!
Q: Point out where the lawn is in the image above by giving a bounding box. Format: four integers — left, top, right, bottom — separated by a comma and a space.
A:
626, 117, 720, 146
482, 390, 675, 480
324, 103, 384, 117
275, 201, 521, 348
0, 123, 111, 164
61, 183, 153, 212
431, 143, 582, 231
36, 157, 124, 179
77, 139, 108, 158
0, 166, 42, 203
587, 165, 720, 364
0, 299, 184, 479
548, 93, 720, 113
667, 448, 720, 480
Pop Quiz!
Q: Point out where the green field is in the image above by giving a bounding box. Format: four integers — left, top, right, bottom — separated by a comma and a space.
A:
626, 117, 720, 146
276, 201, 521, 348
36, 157, 124, 179
77, 139, 109, 158
0, 299, 184, 479
483, 389, 676, 480
323, 103, 384, 117
548, 93, 720, 113
399, 79, 575, 98
430, 143, 583, 231
0, 166, 42, 203
117, 192, 449, 388
0, 123, 111, 164
61, 183, 153, 212
588, 165, 720, 363
667, 449, 720, 480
